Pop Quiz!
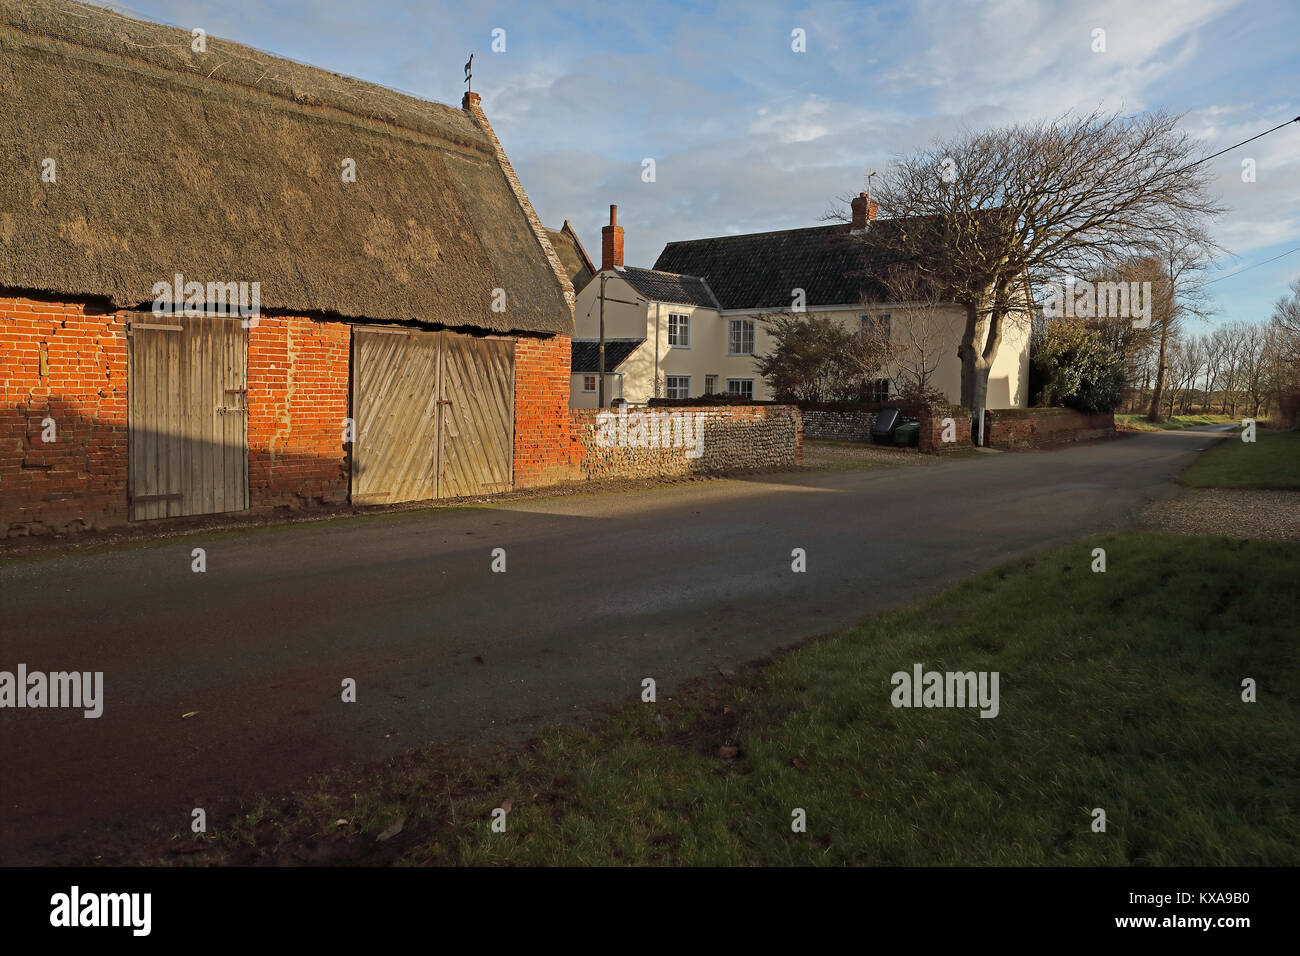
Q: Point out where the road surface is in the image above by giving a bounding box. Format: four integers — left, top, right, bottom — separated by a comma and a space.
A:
0, 428, 1225, 862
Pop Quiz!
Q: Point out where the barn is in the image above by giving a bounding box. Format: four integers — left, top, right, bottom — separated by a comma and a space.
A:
0, 0, 577, 534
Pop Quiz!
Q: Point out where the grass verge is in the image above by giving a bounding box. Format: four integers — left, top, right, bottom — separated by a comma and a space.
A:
1115, 413, 1238, 431
140, 532, 1298, 866
1180, 427, 1300, 489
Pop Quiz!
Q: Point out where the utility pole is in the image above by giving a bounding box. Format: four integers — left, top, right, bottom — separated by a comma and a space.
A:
599, 273, 607, 408
594, 272, 641, 407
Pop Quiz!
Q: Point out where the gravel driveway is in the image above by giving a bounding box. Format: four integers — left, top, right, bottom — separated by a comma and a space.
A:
1141, 488, 1300, 541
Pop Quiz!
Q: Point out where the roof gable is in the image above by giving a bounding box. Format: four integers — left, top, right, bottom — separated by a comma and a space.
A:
570, 338, 645, 373
544, 222, 596, 295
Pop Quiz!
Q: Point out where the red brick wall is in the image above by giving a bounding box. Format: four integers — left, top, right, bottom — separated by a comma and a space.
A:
4, 307, 583, 530
986, 408, 1116, 448
246, 316, 351, 511
918, 402, 972, 452
1, 300, 353, 533
1, 296, 129, 534
514, 333, 580, 487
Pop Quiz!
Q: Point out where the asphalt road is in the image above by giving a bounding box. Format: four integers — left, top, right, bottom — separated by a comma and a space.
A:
0, 428, 1225, 863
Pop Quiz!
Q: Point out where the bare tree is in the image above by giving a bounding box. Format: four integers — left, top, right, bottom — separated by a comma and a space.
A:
1272, 276, 1300, 339
1164, 336, 1191, 417
1238, 323, 1272, 417
1128, 331, 1161, 413
859, 267, 963, 393
1215, 321, 1251, 415
1178, 336, 1206, 414
854, 108, 1223, 430
1204, 326, 1239, 413
1145, 229, 1221, 420
1091, 256, 1160, 407
1268, 277, 1300, 399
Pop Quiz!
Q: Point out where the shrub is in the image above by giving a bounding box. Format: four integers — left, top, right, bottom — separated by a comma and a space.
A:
756, 313, 888, 404
890, 382, 951, 417
1030, 319, 1127, 414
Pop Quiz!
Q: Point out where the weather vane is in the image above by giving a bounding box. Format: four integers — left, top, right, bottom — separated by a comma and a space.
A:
464, 52, 473, 92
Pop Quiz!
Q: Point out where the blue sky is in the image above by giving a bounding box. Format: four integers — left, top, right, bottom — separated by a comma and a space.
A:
97, 0, 1299, 329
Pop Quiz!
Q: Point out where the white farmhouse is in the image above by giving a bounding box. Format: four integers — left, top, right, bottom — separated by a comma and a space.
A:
567, 198, 1031, 410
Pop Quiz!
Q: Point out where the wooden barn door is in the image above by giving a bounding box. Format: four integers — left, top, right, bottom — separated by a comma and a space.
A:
351, 328, 440, 505
127, 315, 248, 520
438, 332, 514, 498
350, 328, 514, 504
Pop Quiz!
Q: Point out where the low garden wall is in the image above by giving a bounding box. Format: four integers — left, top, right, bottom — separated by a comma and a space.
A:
801, 407, 877, 441
917, 402, 972, 452
571, 404, 802, 480
800, 400, 972, 453
985, 408, 1116, 448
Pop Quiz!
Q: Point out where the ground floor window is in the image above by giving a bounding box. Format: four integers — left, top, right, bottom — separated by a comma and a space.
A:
726, 378, 754, 400
582, 374, 597, 392
867, 378, 890, 402
704, 374, 718, 395
666, 375, 690, 399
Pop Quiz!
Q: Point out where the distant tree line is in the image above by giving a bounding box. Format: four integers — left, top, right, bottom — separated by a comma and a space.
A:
1032, 275, 1300, 424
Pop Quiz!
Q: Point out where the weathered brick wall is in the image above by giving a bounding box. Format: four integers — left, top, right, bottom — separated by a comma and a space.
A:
571, 405, 802, 480
246, 316, 351, 511
1, 300, 353, 534
801, 408, 878, 441
986, 408, 1116, 448
514, 334, 580, 487
918, 402, 972, 452
9, 305, 767, 531
1, 296, 128, 535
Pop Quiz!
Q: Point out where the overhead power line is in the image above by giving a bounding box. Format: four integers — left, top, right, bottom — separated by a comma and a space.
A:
1176, 117, 1300, 290
1176, 115, 1300, 173
1199, 245, 1300, 286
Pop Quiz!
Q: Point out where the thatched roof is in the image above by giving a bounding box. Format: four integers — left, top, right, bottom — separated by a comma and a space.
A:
544, 222, 596, 295
0, 0, 572, 335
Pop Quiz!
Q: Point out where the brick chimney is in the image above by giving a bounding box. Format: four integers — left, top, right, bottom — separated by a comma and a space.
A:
601, 204, 624, 271
850, 192, 878, 233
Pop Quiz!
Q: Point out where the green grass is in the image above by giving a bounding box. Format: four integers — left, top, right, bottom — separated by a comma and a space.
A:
1180, 428, 1300, 489
141, 533, 1299, 867
1116, 413, 1237, 432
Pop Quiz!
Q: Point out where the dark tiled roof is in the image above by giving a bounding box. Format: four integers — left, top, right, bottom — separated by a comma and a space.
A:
571, 338, 645, 373
616, 266, 720, 309
544, 222, 596, 295
653, 220, 923, 310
